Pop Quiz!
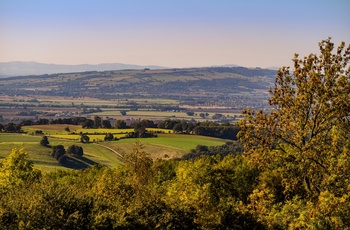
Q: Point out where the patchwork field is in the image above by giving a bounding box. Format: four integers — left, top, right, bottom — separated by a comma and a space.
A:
1, 124, 229, 171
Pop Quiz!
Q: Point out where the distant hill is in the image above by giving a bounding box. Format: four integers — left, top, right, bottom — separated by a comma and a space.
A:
0, 66, 277, 109
0, 61, 168, 78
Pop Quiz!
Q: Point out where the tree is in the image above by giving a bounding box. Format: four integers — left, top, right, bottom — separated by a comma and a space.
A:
51, 145, 66, 160
124, 141, 153, 205
64, 126, 70, 132
36, 118, 49, 125
199, 113, 206, 118
134, 123, 146, 137
173, 123, 183, 133
0, 123, 4, 132
80, 134, 90, 143
40, 136, 50, 147
94, 116, 102, 128
104, 133, 114, 141
82, 119, 94, 129
115, 120, 127, 129
4, 123, 21, 133
102, 119, 112, 128
67, 145, 83, 157
0, 147, 41, 188
186, 111, 194, 116
120, 111, 127, 116
239, 38, 350, 199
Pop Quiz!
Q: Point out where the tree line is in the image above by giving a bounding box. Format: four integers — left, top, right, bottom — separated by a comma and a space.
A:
5, 116, 240, 140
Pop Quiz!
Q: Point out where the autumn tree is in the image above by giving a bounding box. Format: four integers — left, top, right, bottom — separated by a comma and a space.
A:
239, 39, 350, 227
0, 148, 41, 189
124, 141, 154, 205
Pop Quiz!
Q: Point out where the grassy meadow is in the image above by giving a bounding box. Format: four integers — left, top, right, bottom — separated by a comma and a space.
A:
1, 124, 229, 171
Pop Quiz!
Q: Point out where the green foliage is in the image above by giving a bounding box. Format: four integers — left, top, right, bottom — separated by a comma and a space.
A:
93, 116, 102, 128
67, 145, 84, 157
182, 141, 243, 160
82, 119, 94, 129
0, 147, 41, 189
80, 134, 90, 143
165, 154, 260, 228
115, 119, 127, 129
101, 119, 111, 128
3, 123, 21, 133
104, 133, 114, 141
124, 141, 154, 205
51, 145, 66, 160
0, 177, 94, 229
239, 38, 350, 228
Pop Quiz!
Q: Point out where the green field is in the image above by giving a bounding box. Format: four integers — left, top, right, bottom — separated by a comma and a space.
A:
0, 133, 123, 171
107, 133, 227, 159
1, 125, 229, 171
23, 125, 173, 141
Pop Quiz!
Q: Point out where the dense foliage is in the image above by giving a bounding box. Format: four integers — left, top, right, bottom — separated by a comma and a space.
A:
0, 145, 259, 229
239, 38, 350, 228
0, 39, 348, 229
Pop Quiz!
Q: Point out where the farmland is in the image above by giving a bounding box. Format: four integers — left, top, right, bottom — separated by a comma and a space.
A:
0, 66, 268, 171
0, 124, 229, 171
0, 66, 275, 123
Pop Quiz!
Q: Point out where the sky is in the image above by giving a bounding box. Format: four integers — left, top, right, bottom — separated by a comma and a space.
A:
0, 0, 349, 68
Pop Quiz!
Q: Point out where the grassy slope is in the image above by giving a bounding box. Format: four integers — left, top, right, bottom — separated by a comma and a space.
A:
0, 133, 122, 171
2, 125, 229, 171
104, 134, 228, 159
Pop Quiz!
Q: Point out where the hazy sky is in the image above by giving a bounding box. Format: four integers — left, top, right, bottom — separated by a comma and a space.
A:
1, 0, 349, 68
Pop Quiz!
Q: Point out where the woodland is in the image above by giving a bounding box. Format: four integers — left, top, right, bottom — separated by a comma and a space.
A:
0, 39, 349, 229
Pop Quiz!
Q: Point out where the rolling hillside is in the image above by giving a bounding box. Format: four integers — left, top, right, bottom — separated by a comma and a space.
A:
0, 66, 276, 110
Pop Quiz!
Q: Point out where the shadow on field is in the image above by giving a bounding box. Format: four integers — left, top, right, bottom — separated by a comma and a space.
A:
79, 156, 97, 166
62, 156, 97, 170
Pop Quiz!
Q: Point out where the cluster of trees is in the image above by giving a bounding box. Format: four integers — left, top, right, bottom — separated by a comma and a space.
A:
16, 110, 38, 116
158, 119, 240, 140
19, 117, 88, 126
0, 123, 22, 133
0, 143, 260, 229
114, 119, 240, 140
182, 141, 243, 160
50, 144, 84, 165
82, 116, 111, 129
40, 136, 84, 165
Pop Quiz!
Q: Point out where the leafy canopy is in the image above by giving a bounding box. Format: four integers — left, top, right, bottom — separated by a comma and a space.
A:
239, 38, 350, 198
